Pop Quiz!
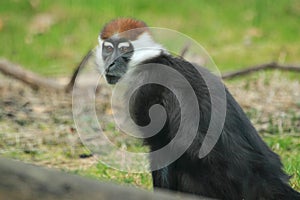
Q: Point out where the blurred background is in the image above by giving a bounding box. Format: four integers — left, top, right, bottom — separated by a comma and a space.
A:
0, 0, 299, 191
1, 0, 300, 75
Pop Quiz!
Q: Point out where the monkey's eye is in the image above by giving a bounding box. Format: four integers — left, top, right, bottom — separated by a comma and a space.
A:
104, 46, 114, 53
119, 46, 129, 53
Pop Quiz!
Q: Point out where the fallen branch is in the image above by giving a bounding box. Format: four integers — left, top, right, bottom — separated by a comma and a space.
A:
0, 59, 63, 91
1, 57, 300, 92
179, 44, 300, 79
65, 49, 94, 93
0, 157, 213, 200
221, 62, 300, 79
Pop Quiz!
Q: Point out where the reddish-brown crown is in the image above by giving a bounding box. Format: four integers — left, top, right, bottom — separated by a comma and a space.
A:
100, 18, 149, 40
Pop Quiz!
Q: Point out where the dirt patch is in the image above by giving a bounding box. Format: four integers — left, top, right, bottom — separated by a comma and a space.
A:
0, 71, 299, 170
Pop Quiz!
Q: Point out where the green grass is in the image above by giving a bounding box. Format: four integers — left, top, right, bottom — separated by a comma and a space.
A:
264, 135, 300, 190
0, 0, 300, 75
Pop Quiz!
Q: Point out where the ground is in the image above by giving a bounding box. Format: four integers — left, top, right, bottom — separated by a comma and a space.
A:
0, 71, 299, 191
0, 0, 299, 193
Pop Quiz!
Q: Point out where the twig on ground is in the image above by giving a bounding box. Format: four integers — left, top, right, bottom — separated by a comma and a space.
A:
222, 62, 300, 79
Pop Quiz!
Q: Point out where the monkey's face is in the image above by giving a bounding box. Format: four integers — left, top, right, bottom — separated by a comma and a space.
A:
96, 18, 167, 84
102, 38, 134, 84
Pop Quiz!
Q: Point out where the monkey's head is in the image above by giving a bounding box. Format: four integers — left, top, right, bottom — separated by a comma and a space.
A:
96, 18, 166, 84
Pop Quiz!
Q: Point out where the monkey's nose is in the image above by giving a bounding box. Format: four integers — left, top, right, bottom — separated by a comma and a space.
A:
105, 62, 115, 73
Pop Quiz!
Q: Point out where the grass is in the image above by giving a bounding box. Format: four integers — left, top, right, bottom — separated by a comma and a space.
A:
0, 0, 299, 193
264, 135, 300, 189
0, 0, 300, 75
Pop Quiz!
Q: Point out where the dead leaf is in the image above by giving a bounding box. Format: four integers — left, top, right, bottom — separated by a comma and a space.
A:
106, 108, 113, 115
29, 13, 55, 35
29, 0, 40, 9
243, 27, 264, 46
246, 27, 263, 38
32, 105, 48, 113
0, 18, 3, 31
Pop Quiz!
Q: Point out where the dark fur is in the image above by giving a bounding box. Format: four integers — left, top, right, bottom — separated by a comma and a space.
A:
128, 54, 300, 200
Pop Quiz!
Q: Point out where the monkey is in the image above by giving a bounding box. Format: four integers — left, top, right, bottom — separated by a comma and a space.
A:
95, 18, 300, 200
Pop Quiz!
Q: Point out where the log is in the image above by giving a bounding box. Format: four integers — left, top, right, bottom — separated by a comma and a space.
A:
0, 59, 63, 91
0, 157, 214, 200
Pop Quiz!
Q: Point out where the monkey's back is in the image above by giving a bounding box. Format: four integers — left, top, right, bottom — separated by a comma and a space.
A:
127, 53, 300, 200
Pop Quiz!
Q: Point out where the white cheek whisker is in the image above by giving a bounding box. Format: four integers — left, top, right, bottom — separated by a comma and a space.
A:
95, 40, 105, 74
129, 32, 168, 68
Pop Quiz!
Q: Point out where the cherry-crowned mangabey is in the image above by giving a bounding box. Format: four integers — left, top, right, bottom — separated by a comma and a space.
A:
95, 18, 300, 200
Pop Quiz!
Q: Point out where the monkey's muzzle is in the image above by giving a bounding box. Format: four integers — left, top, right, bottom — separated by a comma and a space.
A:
105, 73, 121, 84
105, 57, 127, 84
